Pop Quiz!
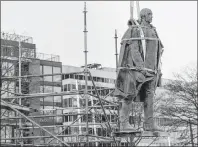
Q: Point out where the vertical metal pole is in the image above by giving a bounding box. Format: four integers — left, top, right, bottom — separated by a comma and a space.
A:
130, 1, 134, 20
83, 2, 89, 146
114, 29, 121, 146
19, 41, 23, 146
114, 29, 118, 73
136, 1, 140, 20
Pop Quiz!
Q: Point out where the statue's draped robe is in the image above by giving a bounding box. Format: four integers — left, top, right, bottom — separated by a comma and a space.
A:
114, 20, 164, 101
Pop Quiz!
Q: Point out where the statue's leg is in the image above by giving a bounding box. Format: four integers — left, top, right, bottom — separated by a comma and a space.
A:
119, 99, 135, 131
143, 78, 162, 131
119, 99, 134, 131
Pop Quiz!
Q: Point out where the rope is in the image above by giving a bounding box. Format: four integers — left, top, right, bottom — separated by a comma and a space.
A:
117, 67, 157, 74
122, 37, 160, 41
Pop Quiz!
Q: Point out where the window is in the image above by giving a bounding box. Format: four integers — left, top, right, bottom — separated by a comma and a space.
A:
82, 85, 85, 90
97, 128, 102, 136
73, 99, 77, 107
65, 74, 69, 79
44, 86, 52, 93
64, 85, 67, 91
73, 115, 77, 121
80, 99, 85, 107
79, 75, 83, 80
68, 84, 71, 91
69, 98, 72, 107
53, 67, 61, 82
72, 84, 76, 90
88, 114, 92, 122
2, 46, 12, 57
88, 76, 91, 81
69, 116, 72, 121
88, 100, 92, 106
44, 86, 53, 103
81, 115, 86, 122
104, 78, 109, 83
88, 128, 93, 135
64, 99, 68, 107
40, 65, 44, 81
103, 128, 107, 137
87, 86, 91, 90
81, 127, 86, 133
69, 74, 74, 79
95, 115, 100, 123
93, 77, 97, 81
75, 75, 78, 79
43, 66, 52, 82
78, 85, 81, 90
40, 65, 43, 75
111, 115, 115, 122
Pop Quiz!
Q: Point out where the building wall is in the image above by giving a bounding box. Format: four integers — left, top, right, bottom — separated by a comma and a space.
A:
39, 60, 63, 144
1, 36, 64, 145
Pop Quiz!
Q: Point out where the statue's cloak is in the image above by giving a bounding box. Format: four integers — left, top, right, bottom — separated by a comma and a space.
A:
114, 20, 164, 101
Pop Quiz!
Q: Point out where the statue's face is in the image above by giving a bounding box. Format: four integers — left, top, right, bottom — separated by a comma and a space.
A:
145, 11, 153, 23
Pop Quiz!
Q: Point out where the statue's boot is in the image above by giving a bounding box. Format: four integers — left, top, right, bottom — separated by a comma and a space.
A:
119, 100, 135, 131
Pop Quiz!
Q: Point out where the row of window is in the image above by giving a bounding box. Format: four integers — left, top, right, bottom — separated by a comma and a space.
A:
63, 84, 113, 96
64, 114, 117, 123
63, 97, 115, 108
62, 74, 116, 84
1, 46, 35, 58
63, 98, 99, 108
64, 127, 117, 137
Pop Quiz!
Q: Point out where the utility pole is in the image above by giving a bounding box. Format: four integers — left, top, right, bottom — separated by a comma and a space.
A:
83, 2, 89, 147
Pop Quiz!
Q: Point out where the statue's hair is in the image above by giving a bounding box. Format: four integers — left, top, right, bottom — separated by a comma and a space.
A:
140, 8, 152, 21
127, 8, 152, 26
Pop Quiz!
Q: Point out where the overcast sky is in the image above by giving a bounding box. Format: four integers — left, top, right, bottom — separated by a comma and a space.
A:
1, 1, 197, 79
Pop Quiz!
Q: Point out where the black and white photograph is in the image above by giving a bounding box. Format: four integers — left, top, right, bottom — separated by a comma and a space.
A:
1, 1, 197, 146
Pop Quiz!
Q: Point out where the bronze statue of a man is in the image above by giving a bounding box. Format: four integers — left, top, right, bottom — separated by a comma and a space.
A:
114, 8, 164, 131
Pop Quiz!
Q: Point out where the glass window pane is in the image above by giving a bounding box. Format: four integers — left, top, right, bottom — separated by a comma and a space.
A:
43, 86, 53, 104
43, 66, 52, 81
72, 84, 76, 90
73, 98, 77, 107
53, 67, 61, 82
40, 65, 43, 74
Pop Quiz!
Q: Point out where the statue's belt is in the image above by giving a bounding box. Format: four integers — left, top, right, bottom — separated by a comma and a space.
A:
118, 67, 157, 74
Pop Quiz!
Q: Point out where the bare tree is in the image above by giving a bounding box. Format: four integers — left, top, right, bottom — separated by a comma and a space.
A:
159, 65, 197, 146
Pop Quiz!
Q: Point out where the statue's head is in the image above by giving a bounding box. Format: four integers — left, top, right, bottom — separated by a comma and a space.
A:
140, 8, 153, 23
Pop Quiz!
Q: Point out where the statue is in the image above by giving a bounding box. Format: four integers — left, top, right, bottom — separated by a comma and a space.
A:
114, 8, 164, 131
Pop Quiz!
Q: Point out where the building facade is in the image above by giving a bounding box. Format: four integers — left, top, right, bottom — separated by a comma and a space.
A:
1, 32, 63, 145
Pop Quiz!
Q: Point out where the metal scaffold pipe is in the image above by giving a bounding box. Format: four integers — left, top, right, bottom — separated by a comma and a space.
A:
18, 40, 23, 146
83, 1, 89, 146
114, 29, 118, 73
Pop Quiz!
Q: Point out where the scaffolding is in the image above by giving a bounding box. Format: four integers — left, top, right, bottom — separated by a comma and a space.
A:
1, 1, 170, 147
